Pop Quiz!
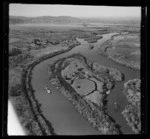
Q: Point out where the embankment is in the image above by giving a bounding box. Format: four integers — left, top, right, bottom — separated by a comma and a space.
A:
13, 43, 80, 135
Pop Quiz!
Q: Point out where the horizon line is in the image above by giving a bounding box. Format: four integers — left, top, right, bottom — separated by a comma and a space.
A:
9, 15, 141, 18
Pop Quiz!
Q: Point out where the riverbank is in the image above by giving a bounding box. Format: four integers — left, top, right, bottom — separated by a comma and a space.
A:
99, 51, 140, 71
9, 43, 80, 135
52, 77, 120, 134
48, 54, 125, 134
122, 79, 141, 134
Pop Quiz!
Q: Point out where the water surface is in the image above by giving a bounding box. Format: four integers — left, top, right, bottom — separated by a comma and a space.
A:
31, 32, 140, 134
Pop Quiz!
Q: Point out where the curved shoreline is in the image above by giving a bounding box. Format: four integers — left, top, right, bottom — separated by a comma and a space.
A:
98, 32, 140, 71
98, 51, 140, 71
21, 44, 80, 135
48, 54, 124, 134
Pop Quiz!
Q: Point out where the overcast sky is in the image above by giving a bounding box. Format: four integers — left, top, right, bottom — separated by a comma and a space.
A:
9, 4, 141, 18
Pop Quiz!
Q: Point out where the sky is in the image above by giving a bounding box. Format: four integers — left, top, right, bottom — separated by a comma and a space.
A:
9, 4, 141, 18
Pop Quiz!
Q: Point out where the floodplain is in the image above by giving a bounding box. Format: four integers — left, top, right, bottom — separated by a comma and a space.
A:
9, 18, 141, 135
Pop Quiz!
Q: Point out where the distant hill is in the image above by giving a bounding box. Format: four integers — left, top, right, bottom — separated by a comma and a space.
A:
9, 16, 26, 24
9, 16, 141, 26
9, 16, 83, 24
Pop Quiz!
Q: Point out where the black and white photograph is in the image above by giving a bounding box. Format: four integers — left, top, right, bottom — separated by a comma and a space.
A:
4, 3, 146, 136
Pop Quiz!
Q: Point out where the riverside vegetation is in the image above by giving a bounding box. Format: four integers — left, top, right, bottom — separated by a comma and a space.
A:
122, 79, 141, 133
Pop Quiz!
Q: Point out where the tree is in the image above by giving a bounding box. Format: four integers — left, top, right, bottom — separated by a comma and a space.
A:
9, 48, 22, 57
10, 84, 22, 96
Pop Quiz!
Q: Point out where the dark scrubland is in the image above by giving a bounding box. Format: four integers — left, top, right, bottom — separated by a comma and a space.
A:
9, 47, 22, 57
122, 79, 141, 134
84, 36, 103, 43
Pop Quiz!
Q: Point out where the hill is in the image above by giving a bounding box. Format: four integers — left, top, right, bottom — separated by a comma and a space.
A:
9, 16, 83, 24
9, 16, 141, 26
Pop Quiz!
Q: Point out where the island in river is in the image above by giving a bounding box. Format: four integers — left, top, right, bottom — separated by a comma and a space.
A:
48, 54, 124, 134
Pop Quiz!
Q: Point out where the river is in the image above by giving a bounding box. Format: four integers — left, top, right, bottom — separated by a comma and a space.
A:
31, 32, 140, 135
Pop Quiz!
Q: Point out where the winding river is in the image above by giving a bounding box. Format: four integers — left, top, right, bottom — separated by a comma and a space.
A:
31, 32, 140, 135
